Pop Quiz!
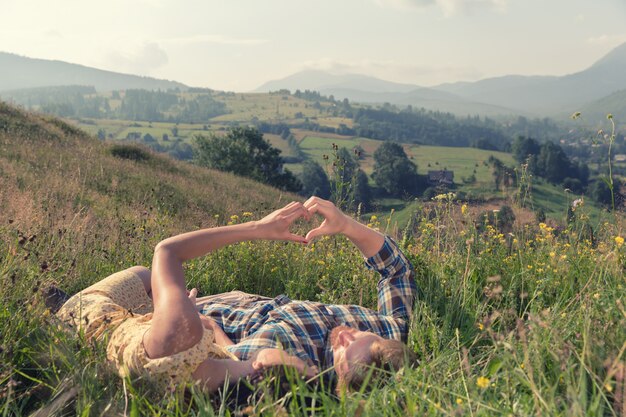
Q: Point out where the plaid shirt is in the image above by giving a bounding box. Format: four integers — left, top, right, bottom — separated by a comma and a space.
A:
199, 236, 416, 370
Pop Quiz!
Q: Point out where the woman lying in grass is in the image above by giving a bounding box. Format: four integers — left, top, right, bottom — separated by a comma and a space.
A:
52, 202, 318, 394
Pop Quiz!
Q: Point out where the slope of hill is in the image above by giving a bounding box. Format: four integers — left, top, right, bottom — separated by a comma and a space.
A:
0, 100, 295, 271
256, 70, 419, 93
575, 89, 626, 125
0, 52, 187, 92
435, 42, 626, 116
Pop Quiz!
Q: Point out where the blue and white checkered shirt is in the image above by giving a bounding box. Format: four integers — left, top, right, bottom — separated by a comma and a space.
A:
199, 236, 416, 370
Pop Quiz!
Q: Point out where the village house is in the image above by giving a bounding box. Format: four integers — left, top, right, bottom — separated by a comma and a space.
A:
428, 170, 454, 187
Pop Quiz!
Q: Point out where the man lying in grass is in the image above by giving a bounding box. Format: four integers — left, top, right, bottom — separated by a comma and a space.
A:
51, 196, 416, 396
194, 196, 418, 394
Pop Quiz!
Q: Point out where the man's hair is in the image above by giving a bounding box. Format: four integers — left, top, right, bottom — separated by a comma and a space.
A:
338, 338, 418, 393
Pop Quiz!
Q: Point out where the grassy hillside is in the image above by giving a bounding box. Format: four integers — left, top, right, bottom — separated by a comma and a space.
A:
70, 114, 607, 224
2, 103, 626, 416
0, 102, 303, 288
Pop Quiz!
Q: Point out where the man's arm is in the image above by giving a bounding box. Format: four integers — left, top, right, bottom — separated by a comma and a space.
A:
304, 197, 416, 320
304, 197, 384, 257
365, 236, 416, 321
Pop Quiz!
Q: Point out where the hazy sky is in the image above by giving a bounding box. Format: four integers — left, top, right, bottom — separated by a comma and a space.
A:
2, 0, 626, 91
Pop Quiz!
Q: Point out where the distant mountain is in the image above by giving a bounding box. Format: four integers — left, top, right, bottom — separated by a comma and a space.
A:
0, 52, 187, 92
575, 89, 626, 125
256, 70, 519, 116
323, 87, 518, 116
256, 70, 418, 94
434, 42, 626, 116
257, 43, 626, 118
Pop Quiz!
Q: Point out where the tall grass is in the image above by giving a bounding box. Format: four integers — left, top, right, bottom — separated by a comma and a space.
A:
1, 102, 625, 415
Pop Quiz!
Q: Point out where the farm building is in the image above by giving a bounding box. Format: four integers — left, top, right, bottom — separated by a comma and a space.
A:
428, 170, 454, 186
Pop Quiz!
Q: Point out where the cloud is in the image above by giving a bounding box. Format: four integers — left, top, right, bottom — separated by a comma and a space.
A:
373, 0, 434, 10
105, 42, 168, 75
42, 29, 63, 39
586, 34, 626, 46
161, 34, 268, 46
374, 0, 507, 16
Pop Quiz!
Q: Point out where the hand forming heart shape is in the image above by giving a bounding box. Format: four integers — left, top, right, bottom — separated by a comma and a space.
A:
255, 197, 349, 244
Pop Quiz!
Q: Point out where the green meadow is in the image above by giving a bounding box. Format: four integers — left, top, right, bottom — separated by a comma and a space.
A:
70, 115, 601, 224
2, 101, 626, 416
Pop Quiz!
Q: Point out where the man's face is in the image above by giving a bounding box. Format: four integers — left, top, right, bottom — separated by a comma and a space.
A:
330, 326, 383, 380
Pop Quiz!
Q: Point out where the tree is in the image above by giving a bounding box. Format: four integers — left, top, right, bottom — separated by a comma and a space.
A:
353, 170, 372, 211
535, 142, 570, 183
330, 147, 371, 210
194, 127, 301, 192
589, 179, 613, 208
334, 147, 359, 184
511, 136, 541, 163
299, 160, 330, 199
488, 156, 516, 190
372, 142, 418, 196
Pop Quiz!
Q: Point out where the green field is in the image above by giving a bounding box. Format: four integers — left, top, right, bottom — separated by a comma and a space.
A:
71, 117, 601, 222
3, 102, 626, 416
210, 92, 329, 123
287, 135, 514, 189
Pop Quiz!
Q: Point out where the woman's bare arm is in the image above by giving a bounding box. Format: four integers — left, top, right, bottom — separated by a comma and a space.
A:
143, 202, 309, 359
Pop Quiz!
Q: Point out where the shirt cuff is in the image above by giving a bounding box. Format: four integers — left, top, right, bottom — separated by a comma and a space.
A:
364, 236, 400, 274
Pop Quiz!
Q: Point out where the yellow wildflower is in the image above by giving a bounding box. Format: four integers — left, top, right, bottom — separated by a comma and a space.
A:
242, 212, 253, 217
230, 214, 239, 221
370, 215, 378, 221
549, 252, 555, 258
605, 383, 613, 393
461, 204, 468, 215
456, 398, 463, 405
476, 376, 490, 389
615, 236, 624, 247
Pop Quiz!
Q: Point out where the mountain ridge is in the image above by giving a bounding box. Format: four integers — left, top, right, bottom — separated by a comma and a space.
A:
256, 43, 626, 118
0, 52, 187, 92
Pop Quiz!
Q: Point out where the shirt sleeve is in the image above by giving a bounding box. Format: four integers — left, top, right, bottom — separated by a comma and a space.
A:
225, 321, 311, 364
364, 236, 417, 323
